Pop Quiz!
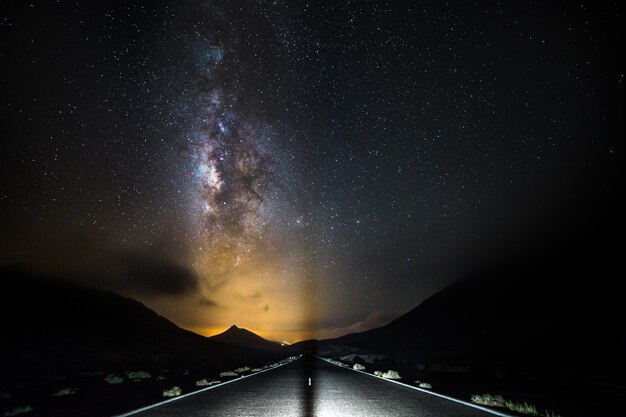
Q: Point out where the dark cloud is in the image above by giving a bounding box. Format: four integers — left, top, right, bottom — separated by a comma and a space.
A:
198, 296, 218, 308
0, 221, 199, 298
111, 250, 199, 296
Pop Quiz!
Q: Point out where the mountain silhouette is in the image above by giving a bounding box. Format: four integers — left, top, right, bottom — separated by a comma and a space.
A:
210, 324, 283, 352
0, 268, 282, 381
296, 247, 626, 417
319, 241, 626, 366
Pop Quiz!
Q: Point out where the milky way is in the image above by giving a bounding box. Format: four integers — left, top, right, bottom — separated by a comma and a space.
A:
184, 45, 278, 277
170, 38, 313, 337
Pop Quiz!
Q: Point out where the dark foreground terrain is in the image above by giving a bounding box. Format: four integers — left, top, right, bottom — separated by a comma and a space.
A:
0, 269, 287, 417
296, 253, 626, 417
2, 249, 625, 417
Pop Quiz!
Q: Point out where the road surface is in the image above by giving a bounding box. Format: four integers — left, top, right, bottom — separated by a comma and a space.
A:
121, 356, 500, 417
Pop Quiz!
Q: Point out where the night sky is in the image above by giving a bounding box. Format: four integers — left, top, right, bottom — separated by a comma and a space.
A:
0, 1, 621, 342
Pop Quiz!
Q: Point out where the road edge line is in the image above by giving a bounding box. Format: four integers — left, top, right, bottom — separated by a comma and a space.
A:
318, 357, 516, 417
114, 358, 299, 417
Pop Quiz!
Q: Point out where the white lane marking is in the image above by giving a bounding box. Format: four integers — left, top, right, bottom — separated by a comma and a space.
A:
319, 357, 516, 417
115, 359, 298, 417
308, 377, 312, 386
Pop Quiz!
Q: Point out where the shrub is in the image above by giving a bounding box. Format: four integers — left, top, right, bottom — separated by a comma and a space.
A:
504, 400, 538, 415
104, 374, 124, 384
471, 394, 560, 417
196, 379, 220, 387
4, 405, 33, 416
471, 394, 506, 407
126, 371, 151, 379
51, 387, 77, 396
163, 386, 182, 397
381, 370, 401, 380
196, 379, 209, 386
353, 363, 366, 371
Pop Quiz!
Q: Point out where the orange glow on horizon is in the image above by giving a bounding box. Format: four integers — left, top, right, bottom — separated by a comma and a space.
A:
190, 325, 309, 344
181, 244, 320, 345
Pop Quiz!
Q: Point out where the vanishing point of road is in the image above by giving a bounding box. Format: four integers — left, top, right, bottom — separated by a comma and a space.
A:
120, 355, 501, 417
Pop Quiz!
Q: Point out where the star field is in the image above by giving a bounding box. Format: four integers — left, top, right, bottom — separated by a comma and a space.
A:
0, 1, 621, 341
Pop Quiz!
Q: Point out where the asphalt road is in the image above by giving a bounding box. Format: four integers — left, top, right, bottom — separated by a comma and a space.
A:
121, 356, 499, 417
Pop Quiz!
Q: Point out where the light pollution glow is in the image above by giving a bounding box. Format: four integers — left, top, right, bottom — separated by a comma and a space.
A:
167, 42, 321, 344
